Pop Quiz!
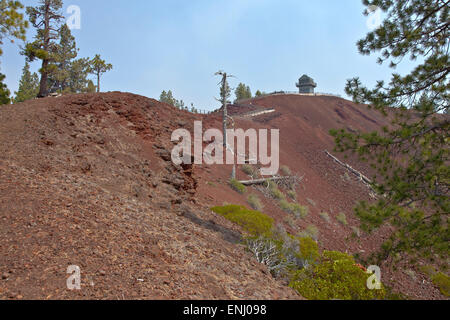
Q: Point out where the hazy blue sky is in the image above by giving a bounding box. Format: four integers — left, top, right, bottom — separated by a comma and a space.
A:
2, 0, 416, 110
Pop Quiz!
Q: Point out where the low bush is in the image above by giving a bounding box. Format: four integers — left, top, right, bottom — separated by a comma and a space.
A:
229, 179, 246, 194
279, 200, 308, 218
284, 215, 296, 229
418, 265, 449, 297
294, 205, 309, 218
297, 236, 320, 264
280, 165, 292, 176
298, 225, 319, 241
290, 251, 386, 300
419, 265, 436, 277
341, 172, 351, 182
211, 205, 273, 237
279, 199, 295, 213
247, 194, 264, 211
287, 190, 297, 201
297, 205, 309, 218
272, 227, 315, 271
319, 212, 331, 223
306, 198, 316, 207
272, 188, 286, 200
241, 164, 258, 178
432, 272, 450, 297
267, 181, 286, 200
337, 212, 348, 225
351, 226, 361, 238
213, 204, 389, 300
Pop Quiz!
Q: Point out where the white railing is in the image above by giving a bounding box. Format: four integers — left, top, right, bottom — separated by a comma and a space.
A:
236, 91, 342, 104
281, 91, 342, 97
239, 108, 276, 118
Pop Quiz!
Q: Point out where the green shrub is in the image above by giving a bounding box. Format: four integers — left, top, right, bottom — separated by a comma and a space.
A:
272, 188, 286, 200
342, 172, 351, 182
279, 199, 294, 212
284, 215, 296, 229
280, 165, 292, 176
229, 179, 246, 194
247, 194, 264, 211
418, 265, 449, 297
384, 288, 409, 300
290, 251, 386, 300
319, 212, 331, 223
293, 205, 309, 219
351, 226, 361, 238
267, 181, 286, 200
241, 164, 258, 177
271, 229, 311, 271
306, 198, 316, 207
298, 225, 319, 241
211, 205, 274, 237
337, 212, 348, 225
419, 265, 436, 277
287, 190, 297, 201
279, 199, 308, 218
432, 272, 450, 297
297, 237, 320, 263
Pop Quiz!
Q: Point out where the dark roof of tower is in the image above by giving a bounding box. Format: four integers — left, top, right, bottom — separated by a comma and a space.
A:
298, 75, 315, 84
297, 75, 317, 87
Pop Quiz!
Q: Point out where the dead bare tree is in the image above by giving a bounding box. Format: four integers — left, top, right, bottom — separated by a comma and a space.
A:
215, 70, 236, 179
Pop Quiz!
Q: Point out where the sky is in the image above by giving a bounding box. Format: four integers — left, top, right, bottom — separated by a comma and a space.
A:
1, 0, 417, 111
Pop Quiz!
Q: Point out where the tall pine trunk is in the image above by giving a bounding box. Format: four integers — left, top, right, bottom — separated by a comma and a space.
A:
97, 72, 100, 93
38, 59, 49, 97
38, 1, 51, 98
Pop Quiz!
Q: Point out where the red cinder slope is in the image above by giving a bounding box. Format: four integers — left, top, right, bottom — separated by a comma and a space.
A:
196, 94, 445, 300
0, 92, 299, 300
0, 92, 444, 299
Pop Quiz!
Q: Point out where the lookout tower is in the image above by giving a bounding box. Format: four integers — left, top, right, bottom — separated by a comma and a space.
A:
296, 75, 317, 94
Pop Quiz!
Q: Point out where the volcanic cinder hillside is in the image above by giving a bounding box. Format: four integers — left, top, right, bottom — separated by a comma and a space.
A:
0, 92, 444, 299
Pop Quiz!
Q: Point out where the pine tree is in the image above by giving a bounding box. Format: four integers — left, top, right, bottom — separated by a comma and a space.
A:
175, 99, 185, 109
234, 82, 252, 102
88, 54, 112, 92
23, 0, 64, 97
331, 0, 449, 264
14, 62, 39, 102
67, 57, 89, 93
159, 90, 177, 106
159, 90, 187, 109
0, 0, 28, 57
50, 24, 78, 92
0, 0, 28, 105
255, 90, 267, 97
0, 72, 10, 105
83, 79, 96, 93
159, 90, 167, 103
